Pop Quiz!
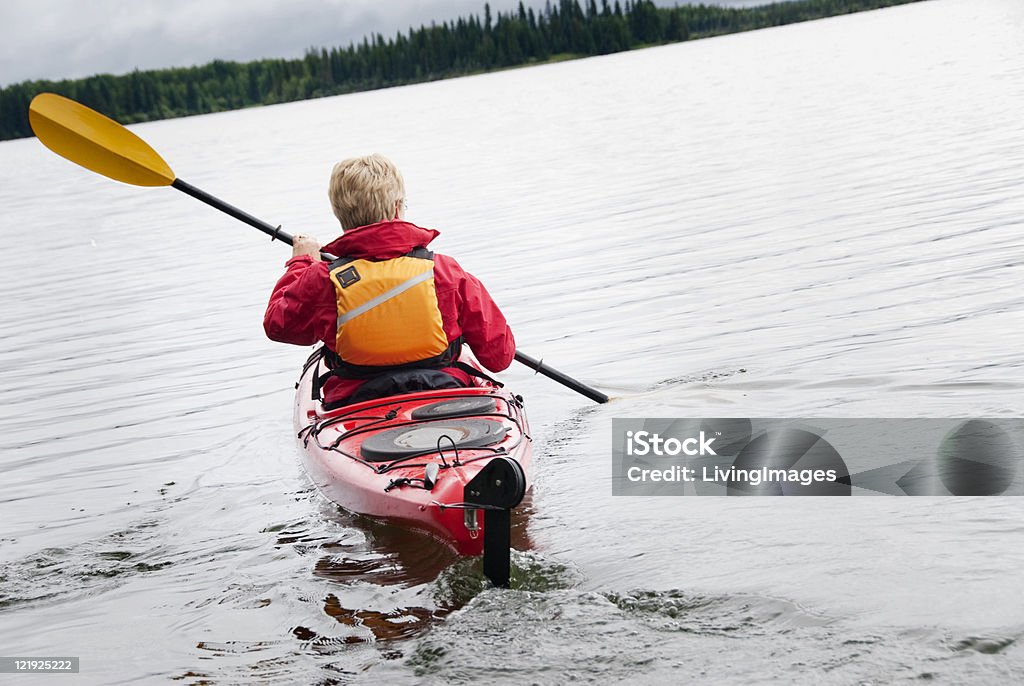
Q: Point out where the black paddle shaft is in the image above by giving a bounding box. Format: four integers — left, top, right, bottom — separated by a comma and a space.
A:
172, 178, 336, 260
514, 351, 609, 404
173, 178, 293, 243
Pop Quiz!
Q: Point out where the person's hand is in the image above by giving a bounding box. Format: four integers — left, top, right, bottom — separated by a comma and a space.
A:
292, 234, 322, 260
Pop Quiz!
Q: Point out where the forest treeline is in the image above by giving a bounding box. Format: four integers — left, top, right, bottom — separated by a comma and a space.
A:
1, 0, 924, 141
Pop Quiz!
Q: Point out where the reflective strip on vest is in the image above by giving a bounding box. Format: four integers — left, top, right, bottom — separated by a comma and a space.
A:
337, 265, 434, 326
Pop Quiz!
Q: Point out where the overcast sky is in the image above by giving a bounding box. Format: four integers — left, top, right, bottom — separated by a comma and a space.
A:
0, 0, 783, 88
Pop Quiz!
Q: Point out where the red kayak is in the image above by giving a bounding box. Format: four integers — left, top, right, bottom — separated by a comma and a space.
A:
293, 349, 533, 556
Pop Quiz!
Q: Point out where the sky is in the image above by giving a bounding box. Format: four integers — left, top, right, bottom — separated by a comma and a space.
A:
0, 0, 782, 88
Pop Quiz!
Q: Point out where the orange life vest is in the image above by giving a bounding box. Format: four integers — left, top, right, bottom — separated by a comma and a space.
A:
327, 248, 451, 368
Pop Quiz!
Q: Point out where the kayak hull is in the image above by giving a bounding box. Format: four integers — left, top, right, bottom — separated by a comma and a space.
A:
293, 354, 532, 556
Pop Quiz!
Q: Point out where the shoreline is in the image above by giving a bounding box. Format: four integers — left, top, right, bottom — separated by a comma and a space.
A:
0, 0, 926, 140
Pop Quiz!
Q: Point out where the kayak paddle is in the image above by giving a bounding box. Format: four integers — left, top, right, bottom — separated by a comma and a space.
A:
28, 92, 609, 404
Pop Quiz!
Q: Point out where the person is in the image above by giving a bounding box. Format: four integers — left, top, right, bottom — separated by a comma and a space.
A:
264, 153, 515, 408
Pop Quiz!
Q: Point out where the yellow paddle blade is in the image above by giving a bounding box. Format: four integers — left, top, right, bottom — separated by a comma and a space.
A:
29, 93, 175, 187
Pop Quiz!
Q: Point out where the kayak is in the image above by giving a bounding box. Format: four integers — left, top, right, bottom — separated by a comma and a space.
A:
292, 348, 533, 556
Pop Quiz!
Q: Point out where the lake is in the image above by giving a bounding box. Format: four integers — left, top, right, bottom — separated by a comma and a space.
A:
1, 0, 1023, 682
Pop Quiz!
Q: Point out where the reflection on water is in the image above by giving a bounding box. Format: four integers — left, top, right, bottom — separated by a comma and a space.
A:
2, 0, 1024, 682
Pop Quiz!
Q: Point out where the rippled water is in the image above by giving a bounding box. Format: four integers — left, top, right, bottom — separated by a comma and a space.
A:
2, 0, 1024, 683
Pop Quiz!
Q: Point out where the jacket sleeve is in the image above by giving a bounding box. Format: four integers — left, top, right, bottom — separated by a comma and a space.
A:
263, 256, 337, 346
456, 266, 516, 373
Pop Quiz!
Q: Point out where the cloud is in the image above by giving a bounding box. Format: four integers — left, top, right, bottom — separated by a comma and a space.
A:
0, 0, 777, 87
0, 0, 472, 85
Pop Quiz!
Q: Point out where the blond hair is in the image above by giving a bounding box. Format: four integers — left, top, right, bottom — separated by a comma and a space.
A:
328, 154, 406, 230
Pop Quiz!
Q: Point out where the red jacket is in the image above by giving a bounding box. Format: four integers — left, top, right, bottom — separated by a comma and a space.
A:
264, 220, 515, 403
